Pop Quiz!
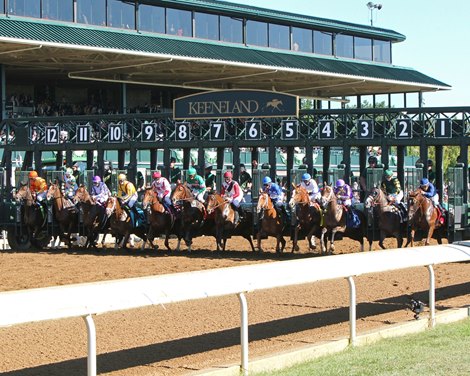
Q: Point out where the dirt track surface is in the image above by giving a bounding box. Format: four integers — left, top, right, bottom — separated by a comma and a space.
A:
1, 236, 469, 376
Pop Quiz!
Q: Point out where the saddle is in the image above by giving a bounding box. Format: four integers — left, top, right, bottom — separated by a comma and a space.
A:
125, 205, 146, 227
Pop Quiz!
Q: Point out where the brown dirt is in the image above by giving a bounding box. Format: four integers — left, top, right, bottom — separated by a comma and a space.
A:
0, 235, 469, 376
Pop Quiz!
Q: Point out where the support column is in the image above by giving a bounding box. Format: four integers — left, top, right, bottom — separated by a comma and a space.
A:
23, 151, 33, 171
128, 147, 137, 183
97, 149, 105, 178
118, 150, 125, 170
286, 147, 294, 199
55, 151, 63, 171
397, 146, 405, 188
233, 145, 240, 181
435, 145, 444, 200
216, 147, 224, 170
305, 144, 314, 177
268, 144, 276, 180
251, 147, 259, 167
198, 145, 205, 172
4, 150, 12, 192
150, 148, 158, 171
0, 64, 6, 120
322, 146, 330, 184
342, 144, 351, 184
380, 141, 389, 170
86, 150, 94, 171
460, 144, 468, 202
34, 149, 42, 176
120, 83, 127, 114
183, 148, 191, 170
66, 148, 73, 167
420, 143, 428, 178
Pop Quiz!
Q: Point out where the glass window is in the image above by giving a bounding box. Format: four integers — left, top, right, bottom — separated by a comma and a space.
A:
138, 4, 165, 33
269, 23, 289, 50
373, 39, 391, 63
354, 36, 372, 61
246, 20, 267, 47
292, 27, 312, 53
335, 34, 353, 58
8, 0, 40, 18
42, 0, 73, 21
220, 16, 242, 44
77, 0, 105, 26
313, 30, 332, 55
167, 8, 192, 37
195, 12, 219, 40
108, 0, 135, 29
0, 1, 3, 13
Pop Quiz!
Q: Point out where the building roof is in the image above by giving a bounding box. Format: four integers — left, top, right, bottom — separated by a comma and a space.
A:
0, 16, 449, 99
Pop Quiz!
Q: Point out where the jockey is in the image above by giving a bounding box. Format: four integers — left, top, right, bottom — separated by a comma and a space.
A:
334, 179, 352, 208
186, 167, 206, 204
300, 173, 320, 204
262, 176, 285, 207
63, 167, 78, 200
221, 171, 244, 219
151, 170, 172, 208
117, 173, 138, 209
204, 162, 216, 194
381, 169, 404, 204
90, 175, 111, 206
420, 177, 445, 224
28, 170, 48, 202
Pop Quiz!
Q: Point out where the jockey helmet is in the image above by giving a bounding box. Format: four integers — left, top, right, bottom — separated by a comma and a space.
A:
301, 173, 311, 181
368, 156, 378, 164
420, 177, 429, 187
262, 176, 272, 185
204, 162, 212, 170
29, 170, 38, 179
384, 169, 393, 177
240, 164, 246, 171
118, 173, 127, 182
335, 179, 345, 188
65, 167, 73, 176
223, 171, 232, 179
92, 176, 101, 183
188, 167, 196, 176
427, 159, 433, 166
152, 171, 161, 179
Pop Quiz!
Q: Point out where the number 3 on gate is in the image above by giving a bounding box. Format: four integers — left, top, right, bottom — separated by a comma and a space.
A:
357, 119, 374, 139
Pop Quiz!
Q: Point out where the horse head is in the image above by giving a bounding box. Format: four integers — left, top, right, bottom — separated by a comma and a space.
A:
171, 183, 192, 206
105, 196, 117, 218
256, 192, 273, 214
289, 184, 309, 209
74, 185, 93, 204
364, 187, 383, 209
14, 182, 33, 204
142, 188, 164, 213
320, 184, 335, 209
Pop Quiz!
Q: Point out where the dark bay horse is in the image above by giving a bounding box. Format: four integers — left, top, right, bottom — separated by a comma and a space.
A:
256, 191, 286, 253
364, 187, 407, 249
170, 183, 214, 252
320, 184, 370, 254
206, 193, 255, 252
13, 182, 48, 247
405, 189, 445, 247
46, 182, 79, 248
142, 188, 181, 251
288, 185, 323, 253
73, 185, 109, 249
105, 196, 149, 250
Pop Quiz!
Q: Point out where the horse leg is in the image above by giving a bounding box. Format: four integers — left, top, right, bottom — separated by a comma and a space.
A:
257, 231, 263, 253
379, 230, 386, 250
397, 235, 403, 248
245, 235, 256, 252
292, 225, 299, 253
330, 230, 337, 254
280, 236, 286, 253
320, 228, 327, 255
426, 226, 435, 246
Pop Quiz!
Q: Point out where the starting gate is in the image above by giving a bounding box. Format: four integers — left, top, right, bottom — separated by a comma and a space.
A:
365, 168, 384, 191
251, 169, 270, 201
326, 167, 345, 186
290, 168, 307, 186
404, 166, 423, 197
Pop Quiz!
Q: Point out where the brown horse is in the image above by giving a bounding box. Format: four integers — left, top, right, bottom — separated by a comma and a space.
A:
206, 193, 255, 252
46, 181, 79, 248
13, 183, 49, 247
73, 185, 109, 249
289, 185, 323, 253
142, 188, 181, 251
170, 183, 214, 252
256, 191, 286, 253
105, 196, 148, 250
364, 187, 407, 249
320, 184, 370, 254
405, 189, 445, 247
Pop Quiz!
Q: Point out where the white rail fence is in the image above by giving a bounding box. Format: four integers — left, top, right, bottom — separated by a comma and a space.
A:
1, 242, 470, 376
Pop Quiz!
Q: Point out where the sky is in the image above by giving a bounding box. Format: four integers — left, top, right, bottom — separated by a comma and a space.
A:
221, 0, 470, 108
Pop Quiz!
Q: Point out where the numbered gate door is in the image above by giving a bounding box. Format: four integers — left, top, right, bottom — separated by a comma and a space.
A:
14, 170, 30, 188
81, 170, 95, 192
366, 168, 383, 191
404, 167, 423, 198
214, 169, 223, 193
326, 167, 345, 186
45, 170, 65, 185
446, 167, 464, 240
251, 169, 270, 201
290, 168, 307, 186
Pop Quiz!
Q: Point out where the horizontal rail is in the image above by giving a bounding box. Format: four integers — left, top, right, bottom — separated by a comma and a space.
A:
1, 242, 469, 375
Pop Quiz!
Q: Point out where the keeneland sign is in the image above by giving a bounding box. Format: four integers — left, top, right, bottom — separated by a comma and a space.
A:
173, 90, 298, 120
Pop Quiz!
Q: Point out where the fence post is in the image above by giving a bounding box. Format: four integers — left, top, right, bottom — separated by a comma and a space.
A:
83, 314, 97, 376
427, 265, 436, 328
238, 293, 249, 376
347, 276, 357, 345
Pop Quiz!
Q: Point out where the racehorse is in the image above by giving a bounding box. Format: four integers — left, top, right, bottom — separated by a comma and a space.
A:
256, 191, 286, 253
73, 185, 109, 249
13, 182, 48, 247
320, 184, 370, 254
206, 193, 255, 252
170, 183, 214, 252
105, 196, 149, 250
46, 181, 79, 248
364, 187, 407, 249
142, 187, 181, 251
405, 189, 445, 247
289, 184, 323, 252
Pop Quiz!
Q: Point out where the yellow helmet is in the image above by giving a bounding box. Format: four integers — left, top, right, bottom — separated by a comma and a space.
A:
118, 173, 127, 181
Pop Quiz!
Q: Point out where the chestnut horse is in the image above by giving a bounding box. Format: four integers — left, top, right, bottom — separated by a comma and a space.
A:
256, 191, 286, 253
206, 193, 255, 252
105, 196, 148, 250
46, 181, 79, 248
73, 185, 109, 249
14, 182, 48, 247
320, 184, 370, 254
288, 184, 323, 252
364, 187, 407, 249
405, 189, 445, 246
171, 183, 214, 252
142, 188, 181, 251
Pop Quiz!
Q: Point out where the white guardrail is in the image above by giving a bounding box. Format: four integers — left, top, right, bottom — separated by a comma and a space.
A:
1, 242, 470, 376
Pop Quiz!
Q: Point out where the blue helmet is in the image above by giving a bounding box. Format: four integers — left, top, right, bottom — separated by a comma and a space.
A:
420, 177, 429, 186
262, 176, 272, 185
301, 173, 311, 181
